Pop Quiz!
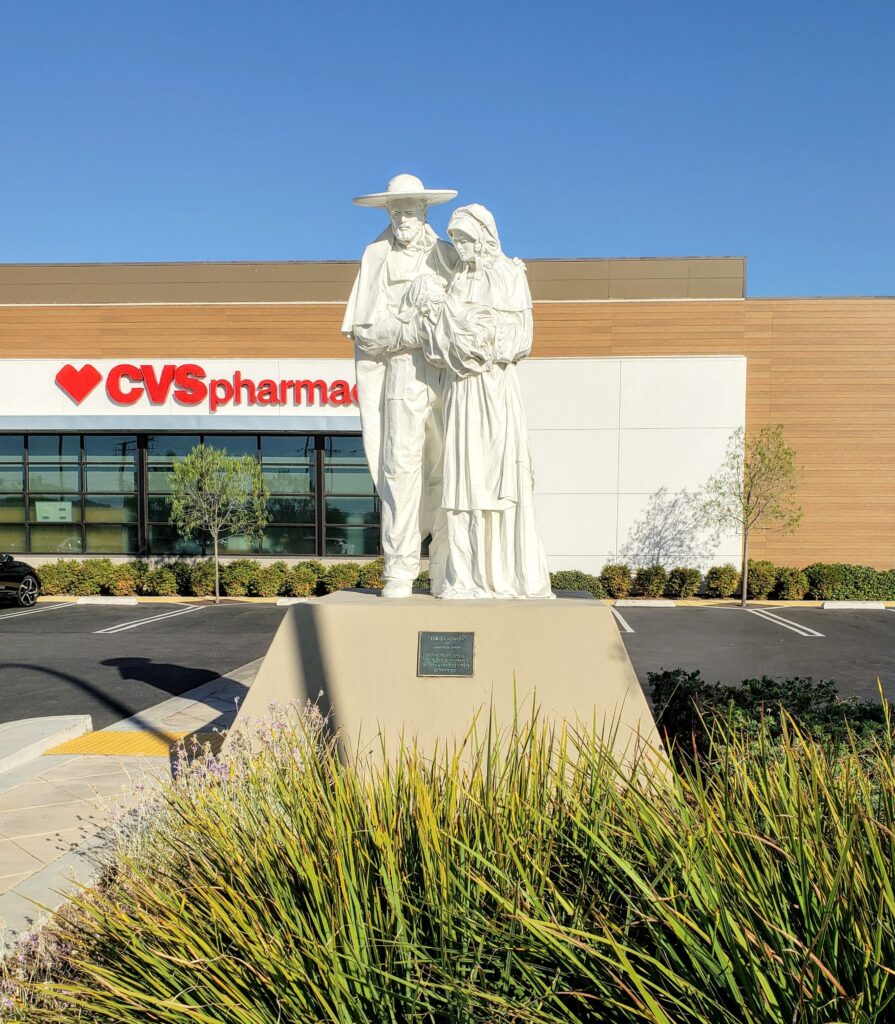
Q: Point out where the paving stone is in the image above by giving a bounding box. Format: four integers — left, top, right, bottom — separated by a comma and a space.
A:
0, 801, 103, 841
0, 780, 79, 814
8, 828, 90, 866
0, 872, 31, 896
0, 840, 45, 878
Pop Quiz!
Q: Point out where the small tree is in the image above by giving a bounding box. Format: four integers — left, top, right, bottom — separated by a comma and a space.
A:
699, 425, 802, 607
169, 444, 270, 603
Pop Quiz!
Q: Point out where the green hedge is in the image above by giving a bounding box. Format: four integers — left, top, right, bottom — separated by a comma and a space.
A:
549, 570, 607, 599
804, 562, 895, 601
30, 558, 895, 601
649, 667, 888, 763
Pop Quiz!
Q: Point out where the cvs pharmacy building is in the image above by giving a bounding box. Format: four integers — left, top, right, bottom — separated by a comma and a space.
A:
0, 257, 892, 571
0, 358, 376, 559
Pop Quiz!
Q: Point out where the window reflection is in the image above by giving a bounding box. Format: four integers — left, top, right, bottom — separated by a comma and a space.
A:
2, 431, 381, 559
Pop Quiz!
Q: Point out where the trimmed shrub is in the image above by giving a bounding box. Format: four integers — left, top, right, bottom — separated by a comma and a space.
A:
302, 560, 327, 581
250, 561, 289, 598
633, 564, 669, 599
219, 559, 261, 598
600, 562, 633, 599
108, 562, 145, 597
804, 562, 895, 601
774, 566, 809, 600
413, 569, 431, 592
65, 559, 115, 596
704, 563, 741, 598
321, 562, 361, 594
549, 570, 607, 599
356, 557, 385, 590
283, 563, 318, 598
175, 559, 216, 597
35, 559, 80, 596
140, 566, 178, 597
665, 567, 702, 599
746, 559, 777, 600
804, 563, 846, 600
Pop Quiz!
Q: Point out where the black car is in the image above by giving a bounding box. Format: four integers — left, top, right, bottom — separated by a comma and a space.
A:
0, 554, 41, 607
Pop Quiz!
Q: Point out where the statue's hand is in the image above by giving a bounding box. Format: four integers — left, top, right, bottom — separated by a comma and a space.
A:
355, 315, 406, 355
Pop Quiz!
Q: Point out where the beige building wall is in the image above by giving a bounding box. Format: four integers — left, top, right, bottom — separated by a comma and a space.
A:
0, 258, 892, 568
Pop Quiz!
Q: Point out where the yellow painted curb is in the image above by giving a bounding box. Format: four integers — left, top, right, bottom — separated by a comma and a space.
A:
45, 730, 222, 756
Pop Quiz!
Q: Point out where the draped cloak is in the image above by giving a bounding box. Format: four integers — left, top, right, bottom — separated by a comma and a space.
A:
424, 253, 553, 599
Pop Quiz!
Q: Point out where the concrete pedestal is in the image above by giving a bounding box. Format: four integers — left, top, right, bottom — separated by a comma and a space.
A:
229, 591, 661, 764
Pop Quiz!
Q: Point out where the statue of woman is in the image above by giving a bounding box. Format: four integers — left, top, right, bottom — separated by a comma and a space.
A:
406, 204, 554, 599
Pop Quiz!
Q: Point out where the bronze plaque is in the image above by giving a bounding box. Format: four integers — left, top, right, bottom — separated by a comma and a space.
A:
417, 631, 475, 677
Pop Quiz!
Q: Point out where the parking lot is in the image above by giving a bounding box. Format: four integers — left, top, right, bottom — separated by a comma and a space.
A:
0, 600, 892, 732
614, 604, 895, 703
0, 601, 287, 729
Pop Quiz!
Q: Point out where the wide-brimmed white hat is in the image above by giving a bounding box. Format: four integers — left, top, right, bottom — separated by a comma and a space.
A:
353, 173, 458, 208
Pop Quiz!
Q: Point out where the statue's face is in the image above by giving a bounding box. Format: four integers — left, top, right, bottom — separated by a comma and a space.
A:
448, 228, 477, 263
388, 199, 427, 245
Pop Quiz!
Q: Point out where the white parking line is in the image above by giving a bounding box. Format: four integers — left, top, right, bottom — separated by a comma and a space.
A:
746, 608, 824, 638
611, 607, 635, 633
94, 605, 202, 634
0, 603, 74, 622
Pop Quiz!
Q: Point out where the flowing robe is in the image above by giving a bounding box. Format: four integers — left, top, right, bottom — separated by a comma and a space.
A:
341, 226, 456, 583
422, 256, 553, 599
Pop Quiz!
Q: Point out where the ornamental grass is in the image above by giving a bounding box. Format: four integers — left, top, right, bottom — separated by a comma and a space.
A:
5, 703, 895, 1023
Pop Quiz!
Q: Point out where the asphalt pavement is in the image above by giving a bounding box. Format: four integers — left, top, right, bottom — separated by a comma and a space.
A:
0, 600, 892, 734
616, 605, 895, 703
0, 602, 287, 729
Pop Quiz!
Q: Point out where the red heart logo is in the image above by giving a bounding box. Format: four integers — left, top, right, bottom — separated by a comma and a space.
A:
55, 364, 103, 404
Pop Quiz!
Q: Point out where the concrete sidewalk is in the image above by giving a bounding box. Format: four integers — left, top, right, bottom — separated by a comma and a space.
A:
0, 657, 261, 951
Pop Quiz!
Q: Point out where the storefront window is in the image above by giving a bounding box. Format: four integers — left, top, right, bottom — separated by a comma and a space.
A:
0, 525, 25, 552
85, 495, 138, 523
260, 435, 316, 464
85, 466, 138, 493
0, 466, 23, 492
28, 465, 80, 492
261, 525, 316, 555
146, 435, 200, 462
203, 435, 258, 457
0, 436, 24, 462
30, 524, 83, 554
325, 497, 378, 525
86, 525, 139, 554
84, 435, 137, 463
325, 527, 380, 557
0, 496, 24, 522
28, 435, 79, 463
261, 466, 314, 495
147, 525, 202, 555
322, 434, 379, 555
0, 431, 379, 559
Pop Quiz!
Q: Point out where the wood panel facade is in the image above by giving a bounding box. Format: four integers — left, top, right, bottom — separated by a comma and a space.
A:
1, 290, 892, 569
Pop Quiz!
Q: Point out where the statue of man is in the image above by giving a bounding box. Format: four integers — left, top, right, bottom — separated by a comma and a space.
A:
341, 174, 459, 598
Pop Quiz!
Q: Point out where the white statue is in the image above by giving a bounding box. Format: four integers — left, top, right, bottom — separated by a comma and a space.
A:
409, 204, 554, 599
341, 174, 458, 598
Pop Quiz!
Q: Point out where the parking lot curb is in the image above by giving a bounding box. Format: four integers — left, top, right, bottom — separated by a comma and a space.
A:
614, 599, 675, 607
0, 716, 93, 775
75, 596, 138, 606
822, 601, 887, 610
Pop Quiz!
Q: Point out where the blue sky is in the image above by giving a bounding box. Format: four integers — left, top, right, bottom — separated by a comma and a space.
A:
1, 1, 892, 295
